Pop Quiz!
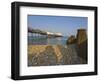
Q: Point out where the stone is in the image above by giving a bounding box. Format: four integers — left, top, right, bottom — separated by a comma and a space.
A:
67, 35, 76, 45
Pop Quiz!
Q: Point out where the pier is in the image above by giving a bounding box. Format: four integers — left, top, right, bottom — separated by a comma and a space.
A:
28, 27, 63, 38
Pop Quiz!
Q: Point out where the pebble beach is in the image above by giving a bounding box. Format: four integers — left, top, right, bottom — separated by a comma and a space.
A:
28, 44, 85, 66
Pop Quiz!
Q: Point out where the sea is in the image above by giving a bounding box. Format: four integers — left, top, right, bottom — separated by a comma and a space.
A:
28, 36, 67, 46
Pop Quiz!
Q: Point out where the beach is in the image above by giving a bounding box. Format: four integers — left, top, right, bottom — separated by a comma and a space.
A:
28, 44, 85, 66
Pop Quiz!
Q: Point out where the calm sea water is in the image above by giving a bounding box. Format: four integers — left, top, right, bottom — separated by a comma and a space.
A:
28, 36, 67, 46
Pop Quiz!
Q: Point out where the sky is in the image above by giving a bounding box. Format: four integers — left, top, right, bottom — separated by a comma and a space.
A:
28, 15, 87, 36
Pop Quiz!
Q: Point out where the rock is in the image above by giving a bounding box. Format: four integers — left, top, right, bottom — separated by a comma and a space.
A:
67, 35, 76, 45
38, 46, 57, 66
66, 28, 87, 64
28, 45, 58, 66
57, 44, 84, 64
